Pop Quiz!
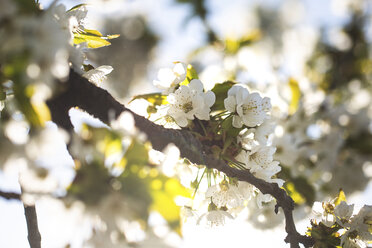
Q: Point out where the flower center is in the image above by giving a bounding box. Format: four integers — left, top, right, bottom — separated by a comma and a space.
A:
164, 115, 174, 123
182, 102, 193, 113
250, 152, 258, 161
242, 104, 257, 115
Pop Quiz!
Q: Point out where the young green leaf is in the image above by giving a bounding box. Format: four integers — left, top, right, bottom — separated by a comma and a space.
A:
73, 29, 118, 49
211, 81, 235, 111
334, 189, 346, 206
67, 3, 87, 12
130, 92, 167, 106
180, 64, 199, 86
289, 78, 301, 115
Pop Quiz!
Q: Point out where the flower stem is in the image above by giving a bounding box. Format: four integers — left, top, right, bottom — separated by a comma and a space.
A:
192, 168, 206, 198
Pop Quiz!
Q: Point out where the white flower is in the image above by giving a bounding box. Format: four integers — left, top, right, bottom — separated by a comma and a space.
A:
83, 65, 113, 85
236, 145, 282, 182
181, 206, 198, 222
150, 105, 180, 129
349, 205, 372, 241
224, 84, 271, 128
166, 79, 215, 127
197, 210, 234, 227
256, 193, 273, 209
237, 181, 254, 201
153, 62, 187, 92
66, 5, 87, 33
334, 201, 354, 226
52, 4, 87, 37
205, 181, 244, 209
341, 233, 367, 248
237, 128, 257, 149
254, 120, 275, 145
110, 111, 146, 143
312, 201, 336, 227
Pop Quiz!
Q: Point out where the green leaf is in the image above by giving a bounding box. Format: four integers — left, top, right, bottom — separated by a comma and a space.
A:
129, 92, 167, 106
180, 64, 199, 86
15, 0, 40, 14
285, 182, 306, 205
81, 29, 103, 37
334, 189, 346, 206
0, 88, 6, 101
103, 136, 122, 158
221, 115, 242, 137
73, 29, 111, 49
150, 177, 190, 234
289, 78, 301, 115
292, 176, 316, 206
225, 31, 261, 54
123, 140, 149, 168
83, 64, 95, 72
308, 221, 341, 247
14, 84, 43, 127
67, 3, 87, 12
106, 34, 121, 39
130, 92, 168, 115
279, 167, 315, 206
211, 81, 235, 111
119, 172, 153, 221
68, 161, 112, 205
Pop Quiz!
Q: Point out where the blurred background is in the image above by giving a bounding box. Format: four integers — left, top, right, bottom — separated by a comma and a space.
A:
1, 0, 372, 247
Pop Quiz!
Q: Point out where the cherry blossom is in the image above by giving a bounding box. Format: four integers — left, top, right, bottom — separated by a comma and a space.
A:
224, 84, 271, 128
166, 79, 215, 127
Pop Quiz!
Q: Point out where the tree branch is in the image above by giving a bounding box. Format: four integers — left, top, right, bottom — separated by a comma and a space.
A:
0, 190, 21, 200
23, 204, 41, 248
47, 70, 314, 248
0, 190, 41, 247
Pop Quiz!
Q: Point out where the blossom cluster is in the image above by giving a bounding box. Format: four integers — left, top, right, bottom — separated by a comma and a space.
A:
146, 62, 283, 227
312, 198, 372, 247
224, 84, 271, 128
151, 62, 216, 127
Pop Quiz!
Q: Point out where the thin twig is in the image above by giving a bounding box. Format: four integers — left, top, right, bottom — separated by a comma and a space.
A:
0, 190, 21, 200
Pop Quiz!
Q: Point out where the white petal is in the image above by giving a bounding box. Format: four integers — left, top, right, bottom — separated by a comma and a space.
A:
193, 94, 205, 107
195, 108, 210, 120
206, 185, 219, 198
173, 62, 187, 81
177, 85, 190, 97
185, 111, 195, 120
232, 85, 249, 103
224, 96, 237, 112
96, 65, 113, 74
236, 104, 244, 116
167, 94, 177, 104
245, 92, 262, 104
155, 68, 175, 88
262, 97, 272, 111
204, 91, 216, 107
232, 115, 243, 128
189, 79, 204, 93
174, 116, 188, 127
242, 113, 265, 127
269, 178, 285, 187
